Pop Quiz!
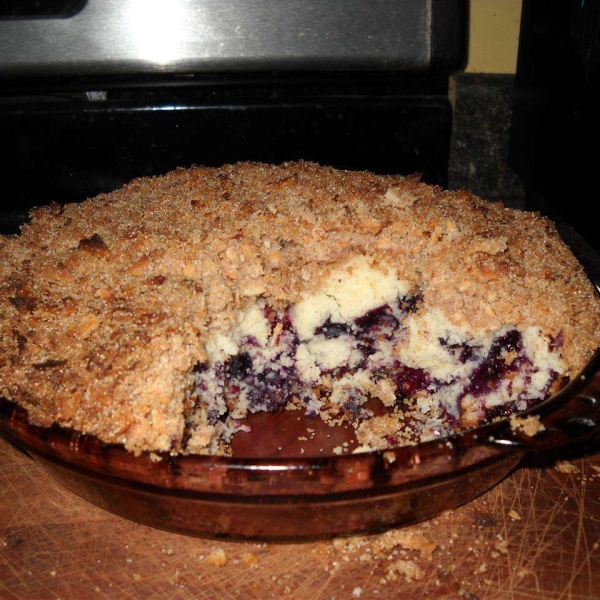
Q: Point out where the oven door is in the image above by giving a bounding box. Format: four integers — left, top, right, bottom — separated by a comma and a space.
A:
0, 0, 465, 232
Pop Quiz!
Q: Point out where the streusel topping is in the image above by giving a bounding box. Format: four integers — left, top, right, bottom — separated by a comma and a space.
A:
0, 162, 598, 454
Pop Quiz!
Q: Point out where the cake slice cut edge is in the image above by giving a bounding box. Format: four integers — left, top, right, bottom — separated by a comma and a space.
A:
184, 255, 570, 455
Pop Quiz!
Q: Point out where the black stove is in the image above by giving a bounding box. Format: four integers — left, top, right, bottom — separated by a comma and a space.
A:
0, 0, 466, 233
510, 0, 600, 253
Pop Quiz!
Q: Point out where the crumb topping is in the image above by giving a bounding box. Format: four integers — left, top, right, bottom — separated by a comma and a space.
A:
0, 161, 598, 454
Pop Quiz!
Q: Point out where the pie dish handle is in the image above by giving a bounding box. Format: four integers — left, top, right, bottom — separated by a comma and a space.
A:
485, 351, 600, 452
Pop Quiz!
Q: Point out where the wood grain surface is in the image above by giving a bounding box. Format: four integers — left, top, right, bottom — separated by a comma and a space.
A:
1, 434, 599, 600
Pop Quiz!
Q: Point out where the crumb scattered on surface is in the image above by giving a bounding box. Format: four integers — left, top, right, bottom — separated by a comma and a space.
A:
517, 567, 535, 579
241, 553, 259, 568
555, 460, 581, 474
149, 452, 163, 463
494, 537, 508, 554
205, 549, 228, 567
330, 529, 437, 562
386, 560, 423, 583
509, 414, 545, 436
318, 526, 440, 584
383, 450, 396, 463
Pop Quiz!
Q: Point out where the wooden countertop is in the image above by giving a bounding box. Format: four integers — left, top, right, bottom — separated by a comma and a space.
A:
1, 434, 599, 600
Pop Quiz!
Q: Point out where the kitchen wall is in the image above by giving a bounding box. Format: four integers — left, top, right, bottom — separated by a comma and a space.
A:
465, 0, 522, 74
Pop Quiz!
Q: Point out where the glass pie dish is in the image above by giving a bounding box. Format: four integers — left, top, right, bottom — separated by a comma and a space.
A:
1, 350, 599, 542
2, 215, 600, 542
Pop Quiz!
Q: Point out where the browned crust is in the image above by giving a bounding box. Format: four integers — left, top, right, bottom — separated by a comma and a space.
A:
1, 162, 598, 453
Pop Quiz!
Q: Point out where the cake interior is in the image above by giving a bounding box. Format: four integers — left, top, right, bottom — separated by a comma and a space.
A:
185, 257, 566, 455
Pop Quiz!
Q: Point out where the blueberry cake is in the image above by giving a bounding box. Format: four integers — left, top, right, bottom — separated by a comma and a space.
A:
0, 162, 598, 455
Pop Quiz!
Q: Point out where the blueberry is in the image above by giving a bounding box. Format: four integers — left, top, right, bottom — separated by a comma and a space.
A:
548, 331, 564, 351
355, 305, 398, 330
340, 397, 372, 421
393, 364, 431, 400
460, 330, 524, 400
315, 319, 352, 339
439, 338, 479, 364
208, 408, 228, 424
398, 293, 422, 314
228, 353, 252, 379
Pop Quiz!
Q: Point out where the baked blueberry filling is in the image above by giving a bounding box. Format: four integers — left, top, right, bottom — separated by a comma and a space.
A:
392, 364, 432, 401
315, 319, 353, 339
188, 259, 567, 452
190, 293, 565, 452
462, 329, 524, 398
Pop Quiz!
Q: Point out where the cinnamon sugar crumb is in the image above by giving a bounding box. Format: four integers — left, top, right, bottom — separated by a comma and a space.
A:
509, 414, 545, 436
494, 538, 509, 554
383, 450, 397, 463
386, 560, 423, 582
555, 460, 581, 474
205, 549, 228, 567
241, 552, 259, 568
325, 526, 438, 584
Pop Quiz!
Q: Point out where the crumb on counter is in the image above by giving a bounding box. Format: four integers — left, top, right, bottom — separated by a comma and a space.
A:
241, 553, 259, 568
555, 460, 581, 474
205, 549, 228, 567
386, 559, 423, 583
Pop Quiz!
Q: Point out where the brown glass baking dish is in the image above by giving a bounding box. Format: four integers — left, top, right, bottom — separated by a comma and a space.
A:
3, 228, 600, 542
1, 349, 599, 542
